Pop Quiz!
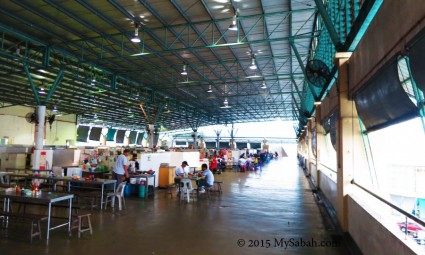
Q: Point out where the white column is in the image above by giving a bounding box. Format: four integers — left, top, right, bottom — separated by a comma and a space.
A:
35, 105, 46, 149
148, 124, 154, 148
193, 129, 198, 149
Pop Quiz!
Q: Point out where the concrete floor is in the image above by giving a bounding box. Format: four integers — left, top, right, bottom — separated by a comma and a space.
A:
0, 156, 349, 255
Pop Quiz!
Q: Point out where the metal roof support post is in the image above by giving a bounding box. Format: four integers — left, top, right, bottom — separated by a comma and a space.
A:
214, 129, 222, 150
23, 64, 41, 105
43, 46, 50, 67
35, 105, 46, 150
290, 41, 318, 100
45, 68, 64, 103
111, 74, 117, 91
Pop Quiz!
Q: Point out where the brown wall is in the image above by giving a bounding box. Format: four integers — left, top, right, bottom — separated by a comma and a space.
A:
349, 0, 425, 96
348, 195, 419, 255
320, 85, 339, 121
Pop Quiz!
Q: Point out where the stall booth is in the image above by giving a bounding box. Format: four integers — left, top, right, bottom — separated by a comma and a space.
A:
138, 151, 200, 188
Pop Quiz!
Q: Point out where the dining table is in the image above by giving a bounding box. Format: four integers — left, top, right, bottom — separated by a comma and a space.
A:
3, 174, 116, 210
0, 188, 74, 240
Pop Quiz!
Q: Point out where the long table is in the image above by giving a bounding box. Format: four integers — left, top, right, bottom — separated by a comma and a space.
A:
0, 189, 73, 240
4, 174, 116, 210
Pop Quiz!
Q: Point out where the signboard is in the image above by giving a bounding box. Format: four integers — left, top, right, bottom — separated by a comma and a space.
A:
39, 151, 47, 170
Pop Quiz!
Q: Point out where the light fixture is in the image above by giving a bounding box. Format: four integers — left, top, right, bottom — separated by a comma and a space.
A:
128, 108, 132, 114
228, 15, 238, 31
94, 113, 98, 119
131, 25, 141, 43
181, 64, 187, 75
207, 84, 213, 93
39, 87, 45, 94
164, 103, 168, 109
90, 76, 96, 86
52, 106, 58, 112
220, 97, 231, 108
249, 58, 257, 70
261, 80, 267, 89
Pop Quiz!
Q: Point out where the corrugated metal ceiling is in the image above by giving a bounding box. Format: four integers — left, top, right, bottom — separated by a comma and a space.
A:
0, 0, 319, 132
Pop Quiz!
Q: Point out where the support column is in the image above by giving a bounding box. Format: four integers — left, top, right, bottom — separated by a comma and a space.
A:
307, 120, 313, 176
192, 129, 198, 149
33, 105, 48, 170
315, 103, 324, 189
229, 139, 235, 150
35, 105, 46, 150
214, 129, 221, 149
335, 52, 367, 231
148, 124, 154, 149
229, 123, 237, 150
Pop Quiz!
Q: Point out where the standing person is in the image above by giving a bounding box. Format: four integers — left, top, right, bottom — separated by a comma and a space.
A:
197, 163, 214, 193
238, 156, 246, 172
113, 149, 130, 183
132, 154, 140, 171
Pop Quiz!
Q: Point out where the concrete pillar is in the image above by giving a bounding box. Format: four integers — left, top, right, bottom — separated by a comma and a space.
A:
315, 103, 324, 189
307, 120, 313, 176
33, 105, 51, 170
148, 124, 154, 148
193, 129, 198, 149
216, 135, 219, 149
35, 105, 46, 149
335, 52, 368, 231
199, 138, 205, 149
229, 139, 235, 150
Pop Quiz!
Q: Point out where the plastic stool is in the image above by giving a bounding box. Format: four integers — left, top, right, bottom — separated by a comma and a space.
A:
70, 213, 93, 238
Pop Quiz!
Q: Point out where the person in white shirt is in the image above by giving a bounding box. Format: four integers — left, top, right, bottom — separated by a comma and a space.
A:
113, 149, 130, 183
197, 163, 214, 193
238, 156, 246, 172
174, 161, 189, 193
175, 161, 189, 177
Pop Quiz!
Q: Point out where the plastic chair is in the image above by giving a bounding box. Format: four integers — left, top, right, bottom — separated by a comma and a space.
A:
180, 179, 195, 203
105, 181, 127, 210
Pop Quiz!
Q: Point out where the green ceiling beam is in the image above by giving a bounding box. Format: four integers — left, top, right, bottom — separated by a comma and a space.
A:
43, 46, 50, 67
57, 8, 316, 45
314, 0, 342, 49
290, 40, 318, 100
23, 64, 41, 105
290, 76, 304, 109
111, 73, 117, 90
0, 27, 209, 118
168, 72, 304, 87
131, 34, 316, 57
118, 54, 308, 74
344, 0, 384, 51
44, 68, 64, 103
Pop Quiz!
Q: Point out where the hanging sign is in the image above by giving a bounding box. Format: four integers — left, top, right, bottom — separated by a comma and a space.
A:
39, 151, 47, 170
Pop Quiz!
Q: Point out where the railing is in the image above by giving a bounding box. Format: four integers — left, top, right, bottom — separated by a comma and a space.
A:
351, 179, 425, 236
320, 163, 337, 173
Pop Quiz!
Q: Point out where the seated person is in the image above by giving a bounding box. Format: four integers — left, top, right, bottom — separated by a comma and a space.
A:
174, 161, 189, 191
175, 161, 189, 177
197, 163, 214, 193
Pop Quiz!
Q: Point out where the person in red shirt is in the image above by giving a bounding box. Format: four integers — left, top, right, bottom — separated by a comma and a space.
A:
210, 155, 218, 174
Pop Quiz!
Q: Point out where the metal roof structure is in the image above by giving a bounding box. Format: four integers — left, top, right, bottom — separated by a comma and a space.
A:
0, 0, 372, 134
